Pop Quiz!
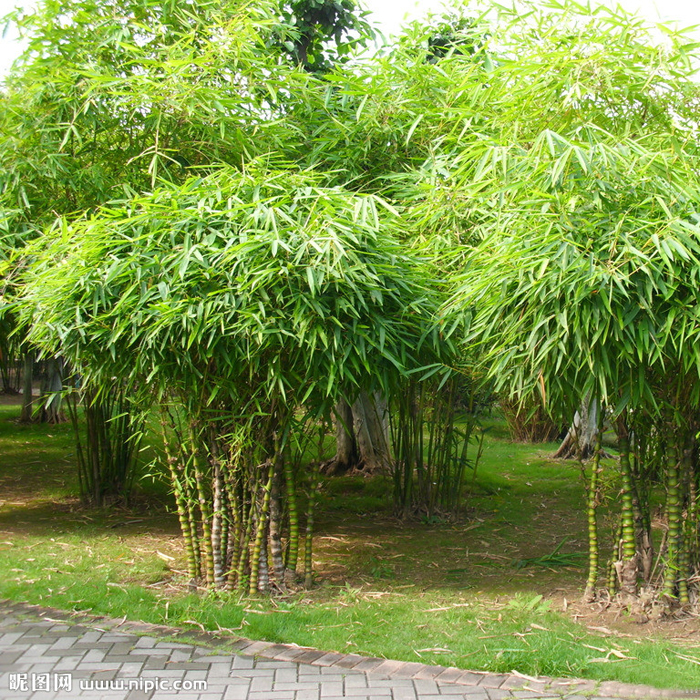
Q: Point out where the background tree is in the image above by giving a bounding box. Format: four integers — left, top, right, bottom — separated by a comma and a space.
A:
271, 0, 375, 73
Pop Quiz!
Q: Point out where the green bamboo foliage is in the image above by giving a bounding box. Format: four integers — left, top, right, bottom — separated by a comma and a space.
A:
17, 0, 700, 609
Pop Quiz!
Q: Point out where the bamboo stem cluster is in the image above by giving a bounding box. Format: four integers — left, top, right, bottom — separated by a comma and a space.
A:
161, 409, 318, 594
67, 382, 143, 507
390, 377, 483, 519
584, 410, 700, 610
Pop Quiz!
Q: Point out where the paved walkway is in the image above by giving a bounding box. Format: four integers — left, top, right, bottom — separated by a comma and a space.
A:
0, 600, 695, 700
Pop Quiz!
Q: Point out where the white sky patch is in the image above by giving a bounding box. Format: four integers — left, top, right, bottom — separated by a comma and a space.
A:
0, 0, 30, 77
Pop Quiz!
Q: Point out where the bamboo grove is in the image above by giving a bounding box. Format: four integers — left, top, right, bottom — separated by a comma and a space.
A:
19, 167, 454, 591
5, 0, 700, 608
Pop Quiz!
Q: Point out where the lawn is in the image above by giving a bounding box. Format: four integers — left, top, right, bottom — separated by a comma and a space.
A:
1, 402, 699, 691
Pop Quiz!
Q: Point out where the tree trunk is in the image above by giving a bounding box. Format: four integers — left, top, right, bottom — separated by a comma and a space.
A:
322, 392, 390, 475
36, 357, 65, 423
322, 398, 357, 475
19, 351, 34, 423
351, 390, 390, 473
554, 397, 599, 459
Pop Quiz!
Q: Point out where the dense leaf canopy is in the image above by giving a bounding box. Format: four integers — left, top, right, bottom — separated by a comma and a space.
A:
19, 165, 444, 415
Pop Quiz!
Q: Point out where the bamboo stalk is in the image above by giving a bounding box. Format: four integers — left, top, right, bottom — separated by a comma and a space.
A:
211, 460, 225, 587
224, 468, 242, 589
184, 473, 202, 578
235, 492, 254, 591
583, 420, 603, 603
607, 522, 621, 596
305, 479, 319, 589
664, 444, 681, 600
284, 454, 299, 577
269, 442, 286, 587
617, 431, 638, 597
193, 447, 215, 587
249, 461, 274, 596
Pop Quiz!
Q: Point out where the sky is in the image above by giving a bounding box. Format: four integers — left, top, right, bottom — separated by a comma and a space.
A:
0, 0, 699, 76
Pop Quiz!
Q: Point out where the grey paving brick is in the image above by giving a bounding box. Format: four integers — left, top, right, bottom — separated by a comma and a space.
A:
222, 681, 251, 699
206, 662, 233, 678
314, 673, 345, 685
184, 670, 209, 680
295, 690, 320, 700
274, 681, 323, 691
51, 657, 83, 671
124, 690, 154, 700
130, 648, 171, 657
390, 689, 417, 700
321, 667, 351, 676
320, 681, 343, 696
249, 674, 274, 692
231, 656, 255, 670
229, 668, 282, 678
141, 668, 186, 679
345, 686, 391, 696
369, 679, 414, 687
110, 642, 138, 655
165, 662, 212, 671
477, 675, 509, 689
83, 648, 107, 662
345, 674, 369, 688
48, 636, 78, 650
483, 689, 513, 700
115, 662, 146, 675
412, 679, 439, 694
257, 660, 294, 669
275, 667, 299, 683
298, 665, 322, 676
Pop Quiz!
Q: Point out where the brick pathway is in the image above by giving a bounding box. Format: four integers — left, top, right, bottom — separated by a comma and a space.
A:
0, 600, 696, 700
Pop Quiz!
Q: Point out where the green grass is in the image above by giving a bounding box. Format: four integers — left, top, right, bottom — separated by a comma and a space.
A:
2, 402, 700, 691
